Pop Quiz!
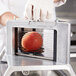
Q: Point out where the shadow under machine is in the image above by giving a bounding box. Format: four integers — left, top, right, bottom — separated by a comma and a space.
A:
4, 20, 76, 76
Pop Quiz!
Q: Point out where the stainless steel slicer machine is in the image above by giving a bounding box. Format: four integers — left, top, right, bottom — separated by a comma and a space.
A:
4, 20, 76, 76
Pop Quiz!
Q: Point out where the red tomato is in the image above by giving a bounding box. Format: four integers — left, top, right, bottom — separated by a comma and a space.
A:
21, 32, 43, 52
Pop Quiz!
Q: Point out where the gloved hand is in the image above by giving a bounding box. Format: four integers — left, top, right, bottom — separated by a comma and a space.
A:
0, 12, 18, 26
24, 0, 56, 21
54, 0, 66, 7
54, 0, 64, 3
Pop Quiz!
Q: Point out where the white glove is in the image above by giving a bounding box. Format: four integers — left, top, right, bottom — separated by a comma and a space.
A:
24, 0, 56, 21
54, 0, 67, 7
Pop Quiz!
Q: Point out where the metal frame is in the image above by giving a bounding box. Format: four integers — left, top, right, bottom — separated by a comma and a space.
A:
4, 20, 76, 76
4, 64, 76, 76
7, 21, 70, 64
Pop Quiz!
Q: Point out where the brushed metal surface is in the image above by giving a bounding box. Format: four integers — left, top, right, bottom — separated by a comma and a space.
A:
6, 21, 70, 64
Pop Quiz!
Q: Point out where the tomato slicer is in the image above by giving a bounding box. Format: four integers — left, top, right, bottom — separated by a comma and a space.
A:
3, 20, 76, 76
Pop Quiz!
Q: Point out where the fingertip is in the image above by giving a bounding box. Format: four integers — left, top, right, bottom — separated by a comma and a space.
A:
33, 7, 40, 21
25, 4, 32, 20
40, 9, 47, 21
47, 11, 52, 19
